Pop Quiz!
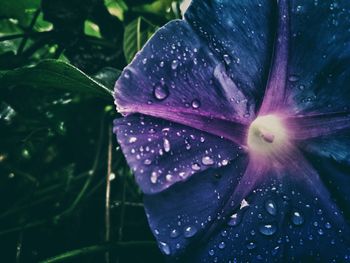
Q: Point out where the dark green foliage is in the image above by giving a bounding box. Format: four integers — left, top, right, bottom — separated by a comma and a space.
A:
0, 0, 182, 262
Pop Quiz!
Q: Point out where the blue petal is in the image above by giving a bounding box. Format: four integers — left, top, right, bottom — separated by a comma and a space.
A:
185, 0, 276, 104
114, 20, 256, 126
189, 174, 350, 262
143, 157, 248, 257
286, 0, 350, 114
306, 153, 350, 220
301, 130, 350, 165
114, 114, 243, 193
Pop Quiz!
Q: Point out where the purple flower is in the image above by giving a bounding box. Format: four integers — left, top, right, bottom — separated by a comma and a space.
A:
113, 0, 350, 261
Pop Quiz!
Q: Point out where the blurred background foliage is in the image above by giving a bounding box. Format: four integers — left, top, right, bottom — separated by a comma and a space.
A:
0, 0, 185, 262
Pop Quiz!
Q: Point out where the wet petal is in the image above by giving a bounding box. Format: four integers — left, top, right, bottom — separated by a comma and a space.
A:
306, 154, 350, 221
114, 20, 255, 129
143, 157, 247, 257
301, 130, 350, 165
285, 111, 350, 140
185, 0, 276, 104
286, 0, 350, 114
189, 167, 350, 262
114, 114, 243, 193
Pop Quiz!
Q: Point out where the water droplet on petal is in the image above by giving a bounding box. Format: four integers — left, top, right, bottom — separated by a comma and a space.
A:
265, 200, 277, 216
291, 211, 304, 226
325, 222, 332, 229
288, 74, 299, 82
124, 69, 131, 79
228, 213, 241, 227
271, 246, 280, 256
163, 138, 171, 152
191, 163, 201, 171
191, 99, 201, 109
144, 159, 152, 165
150, 172, 157, 184
128, 137, 137, 143
247, 241, 256, 250
202, 156, 214, 166
318, 228, 324, 235
208, 249, 215, 256
218, 241, 226, 249
170, 229, 179, 238
166, 174, 173, 182
153, 84, 169, 101
159, 242, 171, 255
171, 60, 179, 70
259, 223, 277, 236
223, 54, 231, 65
184, 226, 197, 238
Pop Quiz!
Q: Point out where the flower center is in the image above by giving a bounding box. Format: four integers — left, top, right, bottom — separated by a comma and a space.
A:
247, 115, 288, 157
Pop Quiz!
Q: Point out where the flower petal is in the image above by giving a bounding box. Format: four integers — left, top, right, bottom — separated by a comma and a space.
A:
285, 111, 350, 140
301, 130, 350, 165
286, 0, 350, 114
114, 19, 255, 131
188, 165, 350, 262
114, 114, 243, 193
143, 157, 248, 257
306, 154, 350, 221
185, 0, 276, 105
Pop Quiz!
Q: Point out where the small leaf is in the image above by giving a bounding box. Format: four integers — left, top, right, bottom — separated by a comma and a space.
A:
123, 17, 158, 63
0, 60, 113, 98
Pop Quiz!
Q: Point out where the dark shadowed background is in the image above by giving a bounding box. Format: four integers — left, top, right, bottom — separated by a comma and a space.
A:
0, 0, 186, 262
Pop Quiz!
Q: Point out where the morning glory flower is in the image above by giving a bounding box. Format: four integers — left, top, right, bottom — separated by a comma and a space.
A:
113, 0, 350, 261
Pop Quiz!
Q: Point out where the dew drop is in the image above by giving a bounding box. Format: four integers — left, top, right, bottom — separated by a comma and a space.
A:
150, 172, 157, 184
159, 242, 171, 255
223, 54, 231, 65
184, 226, 197, 238
170, 229, 179, 238
124, 69, 131, 79
165, 174, 173, 182
202, 156, 214, 166
228, 213, 241, 227
265, 200, 277, 216
128, 137, 137, 143
271, 246, 280, 256
191, 99, 201, 109
153, 84, 169, 101
318, 228, 324, 235
288, 74, 300, 82
208, 249, 215, 256
191, 163, 201, 171
325, 222, 332, 229
163, 138, 171, 152
144, 159, 152, 165
247, 241, 256, 250
171, 60, 179, 70
218, 241, 226, 249
259, 224, 277, 236
291, 211, 304, 226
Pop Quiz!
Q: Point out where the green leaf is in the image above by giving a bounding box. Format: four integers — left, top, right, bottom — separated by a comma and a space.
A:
0, 0, 40, 26
93, 67, 121, 90
84, 20, 102, 38
123, 17, 158, 64
0, 60, 113, 98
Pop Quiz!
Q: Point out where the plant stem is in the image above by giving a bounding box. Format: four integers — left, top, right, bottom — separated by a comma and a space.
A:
105, 125, 113, 263
17, 8, 41, 55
